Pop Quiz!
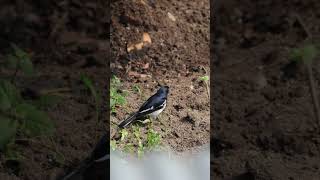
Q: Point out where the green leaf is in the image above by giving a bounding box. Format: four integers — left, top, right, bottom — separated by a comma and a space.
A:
10, 43, 34, 75
302, 45, 317, 64
110, 76, 128, 113
111, 75, 121, 86
110, 98, 115, 109
0, 116, 17, 150
19, 56, 34, 75
81, 74, 101, 121
81, 74, 101, 105
0, 87, 11, 111
33, 95, 61, 108
15, 103, 54, 137
290, 45, 318, 65
0, 80, 22, 106
132, 85, 141, 95
110, 140, 117, 151
137, 141, 144, 158
133, 126, 141, 139
199, 75, 209, 82
120, 129, 128, 141
4, 147, 23, 161
11, 43, 28, 58
6, 54, 18, 69
123, 143, 134, 153
146, 129, 161, 149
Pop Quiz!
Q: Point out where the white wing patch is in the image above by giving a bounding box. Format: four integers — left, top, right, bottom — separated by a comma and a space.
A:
139, 106, 154, 113
160, 100, 166, 107
94, 154, 110, 162
139, 100, 166, 114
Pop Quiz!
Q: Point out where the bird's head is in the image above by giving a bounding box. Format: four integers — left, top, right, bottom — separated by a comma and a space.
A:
158, 85, 169, 95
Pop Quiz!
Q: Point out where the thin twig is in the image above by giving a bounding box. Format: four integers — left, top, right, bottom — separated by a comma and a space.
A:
294, 13, 320, 128
307, 63, 320, 128
200, 66, 210, 99
40, 87, 72, 94
293, 13, 313, 41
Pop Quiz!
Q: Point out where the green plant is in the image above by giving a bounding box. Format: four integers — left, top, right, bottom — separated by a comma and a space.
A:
132, 85, 141, 93
290, 44, 320, 127
123, 143, 134, 154
146, 129, 161, 149
32, 94, 62, 109
114, 126, 161, 158
2, 143, 23, 161
120, 129, 129, 141
132, 125, 144, 158
290, 45, 317, 64
81, 74, 101, 121
5, 43, 34, 79
137, 139, 144, 158
110, 76, 127, 113
110, 140, 117, 151
133, 125, 141, 139
198, 75, 209, 82
199, 75, 210, 98
132, 84, 142, 97
0, 45, 55, 154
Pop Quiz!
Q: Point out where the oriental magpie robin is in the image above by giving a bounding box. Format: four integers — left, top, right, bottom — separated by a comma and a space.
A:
61, 134, 109, 180
118, 86, 169, 128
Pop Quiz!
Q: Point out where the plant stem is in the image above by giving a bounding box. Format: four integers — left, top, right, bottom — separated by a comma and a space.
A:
0, 110, 24, 122
11, 67, 18, 83
307, 64, 320, 128
294, 13, 312, 40
200, 66, 210, 99
205, 81, 210, 99
294, 12, 320, 129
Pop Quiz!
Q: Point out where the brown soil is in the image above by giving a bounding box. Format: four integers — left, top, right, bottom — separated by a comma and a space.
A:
110, 0, 210, 153
0, 0, 108, 180
213, 0, 320, 179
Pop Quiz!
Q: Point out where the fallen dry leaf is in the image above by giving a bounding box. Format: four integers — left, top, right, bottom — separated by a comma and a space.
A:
168, 12, 176, 21
127, 44, 135, 52
143, 63, 150, 69
126, 32, 152, 52
142, 32, 152, 44
140, 0, 147, 5
139, 74, 148, 78
134, 42, 144, 50
128, 71, 151, 78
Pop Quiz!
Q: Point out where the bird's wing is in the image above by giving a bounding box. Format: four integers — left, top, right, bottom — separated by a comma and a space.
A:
137, 98, 166, 116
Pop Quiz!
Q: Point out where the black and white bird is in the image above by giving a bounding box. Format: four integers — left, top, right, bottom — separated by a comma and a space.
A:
118, 86, 169, 128
61, 134, 109, 180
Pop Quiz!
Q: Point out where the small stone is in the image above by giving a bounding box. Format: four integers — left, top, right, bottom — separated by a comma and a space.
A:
173, 131, 180, 138
167, 12, 176, 22
142, 32, 152, 44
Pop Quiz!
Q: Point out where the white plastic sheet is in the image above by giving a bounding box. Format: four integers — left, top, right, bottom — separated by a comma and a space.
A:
110, 145, 210, 180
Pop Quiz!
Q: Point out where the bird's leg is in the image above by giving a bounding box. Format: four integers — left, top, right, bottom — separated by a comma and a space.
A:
157, 114, 166, 127
138, 116, 152, 124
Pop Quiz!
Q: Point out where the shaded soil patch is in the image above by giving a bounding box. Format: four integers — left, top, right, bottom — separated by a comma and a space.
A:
0, 0, 108, 179
213, 0, 320, 179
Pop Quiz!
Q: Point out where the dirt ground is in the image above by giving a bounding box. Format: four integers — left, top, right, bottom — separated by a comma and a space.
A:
0, 0, 108, 180
110, 0, 210, 154
213, 0, 320, 179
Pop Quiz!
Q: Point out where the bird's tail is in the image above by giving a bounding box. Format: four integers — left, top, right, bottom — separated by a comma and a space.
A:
61, 158, 94, 180
118, 113, 138, 128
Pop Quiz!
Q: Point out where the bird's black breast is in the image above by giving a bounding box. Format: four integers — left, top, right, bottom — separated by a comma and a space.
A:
91, 134, 108, 161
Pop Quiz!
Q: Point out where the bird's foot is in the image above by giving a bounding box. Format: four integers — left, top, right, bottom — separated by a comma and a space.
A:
137, 119, 151, 124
